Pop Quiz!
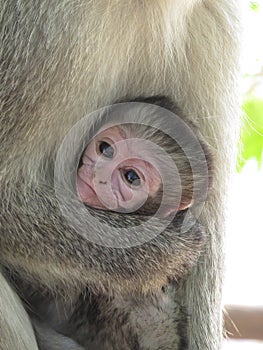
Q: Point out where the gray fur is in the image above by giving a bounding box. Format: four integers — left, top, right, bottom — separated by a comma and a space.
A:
0, 1, 241, 349
33, 320, 84, 350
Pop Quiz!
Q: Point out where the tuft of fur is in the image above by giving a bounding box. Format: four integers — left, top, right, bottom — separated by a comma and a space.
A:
0, 1, 241, 349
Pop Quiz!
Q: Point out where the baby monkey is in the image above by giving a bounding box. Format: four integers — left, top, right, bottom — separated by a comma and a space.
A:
77, 123, 164, 214
33, 96, 213, 350
76, 101, 208, 218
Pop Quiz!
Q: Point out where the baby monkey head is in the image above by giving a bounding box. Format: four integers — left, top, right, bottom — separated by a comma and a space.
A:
77, 122, 201, 218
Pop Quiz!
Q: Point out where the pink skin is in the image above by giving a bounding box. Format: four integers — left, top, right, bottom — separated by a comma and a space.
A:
77, 126, 161, 213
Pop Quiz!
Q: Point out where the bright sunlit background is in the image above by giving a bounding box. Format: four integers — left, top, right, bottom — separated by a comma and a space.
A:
223, 1, 263, 349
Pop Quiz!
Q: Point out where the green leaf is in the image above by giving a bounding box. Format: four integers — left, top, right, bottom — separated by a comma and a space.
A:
237, 98, 263, 171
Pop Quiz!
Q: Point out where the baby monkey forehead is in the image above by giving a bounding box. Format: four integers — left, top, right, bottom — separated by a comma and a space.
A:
95, 122, 155, 139
95, 124, 127, 139
94, 124, 148, 156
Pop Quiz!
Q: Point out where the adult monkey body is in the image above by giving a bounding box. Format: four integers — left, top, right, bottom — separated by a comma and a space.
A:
0, 1, 240, 350
2, 97, 210, 350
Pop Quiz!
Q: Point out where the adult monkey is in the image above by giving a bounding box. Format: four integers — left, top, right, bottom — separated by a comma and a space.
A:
0, 1, 241, 350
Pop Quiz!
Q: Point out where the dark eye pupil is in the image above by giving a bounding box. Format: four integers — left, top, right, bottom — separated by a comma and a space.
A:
99, 142, 114, 158
124, 169, 141, 186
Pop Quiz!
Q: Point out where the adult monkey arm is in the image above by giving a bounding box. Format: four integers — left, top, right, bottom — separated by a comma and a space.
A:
0, 273, 38, 350
32, 319, 84, 350
0, 1, 241, 350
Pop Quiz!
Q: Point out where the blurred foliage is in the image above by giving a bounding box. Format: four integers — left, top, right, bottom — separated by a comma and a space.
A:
250, 1, 260, 11
237, 1, 263, 171
238, 97, 263, 171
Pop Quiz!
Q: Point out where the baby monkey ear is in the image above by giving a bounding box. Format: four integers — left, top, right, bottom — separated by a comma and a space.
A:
178, 199, 193, 212
160, 199, 193, 219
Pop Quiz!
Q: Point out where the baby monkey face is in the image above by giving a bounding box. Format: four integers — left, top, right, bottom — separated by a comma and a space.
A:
77, 126, 161, 212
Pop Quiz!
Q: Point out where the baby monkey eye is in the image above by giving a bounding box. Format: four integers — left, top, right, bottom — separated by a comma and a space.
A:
98, 141, 114, 158
124, 169, 141, 186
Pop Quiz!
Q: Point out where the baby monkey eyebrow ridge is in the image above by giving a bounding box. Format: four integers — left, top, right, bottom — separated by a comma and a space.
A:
116, 125, 128, 139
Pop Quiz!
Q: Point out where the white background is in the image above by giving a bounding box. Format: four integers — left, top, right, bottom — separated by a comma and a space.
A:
222, 1, 263, 348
